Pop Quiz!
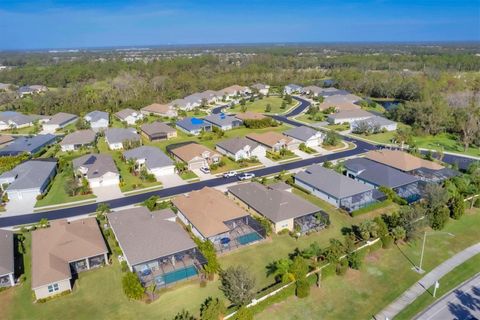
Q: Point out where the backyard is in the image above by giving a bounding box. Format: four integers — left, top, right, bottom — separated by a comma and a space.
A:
230, 96, 297, 115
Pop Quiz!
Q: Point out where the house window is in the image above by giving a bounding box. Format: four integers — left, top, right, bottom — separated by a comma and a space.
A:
48, 283, 59, 293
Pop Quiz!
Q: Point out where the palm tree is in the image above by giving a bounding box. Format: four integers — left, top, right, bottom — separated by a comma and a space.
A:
268, 258, 295, 283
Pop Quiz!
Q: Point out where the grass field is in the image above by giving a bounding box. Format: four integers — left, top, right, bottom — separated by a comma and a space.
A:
255, 209, 480, 320
230, 96, 296, 114
35, 171, 96, 207
395, 253, 480, 320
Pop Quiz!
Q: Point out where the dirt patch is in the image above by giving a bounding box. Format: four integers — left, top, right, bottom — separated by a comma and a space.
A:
365, 251, 381, 263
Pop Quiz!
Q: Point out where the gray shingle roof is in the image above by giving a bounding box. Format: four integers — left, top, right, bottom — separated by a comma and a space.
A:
73, 154, 118, 179
176, 117, 211, 132
0, 229, 14, 276
114, 108, 140, 120
47, 112, 78, 126
204, 114, 242, 127
352, 115, 396, 127
60, 129, 96, 146
344, 158, 419, 188
228, 182, 321, 223
285, 84, 302, 90
108, 207, 196, 267
216, 137, 259, 154
123, 146, 173, 170
283, 126, 322, 142
295, 164, 373, 199
140, 122, 175, 137
0, 134, 57, 156
104, 128, 139, 144
0, 111, 35, 126
85, 110, 109, 123
328, 109, 374, 120
0, 160, 56, 191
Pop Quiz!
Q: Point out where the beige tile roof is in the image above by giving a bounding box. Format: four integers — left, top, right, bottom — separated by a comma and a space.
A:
246, 131, 293, 148
170, 143, 220, 163
320, 100, 360, 112
31, 218, 108, 289
365, 150, 444, 172
218, 85, 248, 95
235, 112, 267, 121
141, 103, 174, 115
172, 187, 249, 238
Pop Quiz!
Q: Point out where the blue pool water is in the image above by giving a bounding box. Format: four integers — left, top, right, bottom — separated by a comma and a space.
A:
155, 265, 198, 286
237, 232, 262, 245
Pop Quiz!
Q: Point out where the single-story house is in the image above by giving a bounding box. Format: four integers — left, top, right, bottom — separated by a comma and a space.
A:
31, 218, 108, 300
123, 146, 175, 178
294, 164, 378, 212
217, 85, 250, 100
114, 108, 144, 125
104, 127, 140, 150
327, 109, 375, 124
365, 150, 458, 183
84, 111, 109, 132
168, 98, 199, 111
42, 112, 78, 132
234, 112, 267, 121
228, 182, 328, 234
216, 137, 266, 161
284, 84, 303, 95
172, 187, 264, 251
60, 129, 96, 152
141, 103, 178, 118
203, 113, 243, 131
283, 126, 324, 147
0, 134, 57, 156
0, 160, 57, 201
73, 154, 120, 187
198, 90, 220, 104
246, 131, 300, 152
140, 121, 177, 141
0, 111, 35, 130
251, 83, 270, 95
169, 142, 221, 170
176, 117, 212, 136
17, 85, 47, 97
320, 94, 362, 112
344, 157, 421, 202
0, 229, 15, 288
107, 207, 202, 287
301, 85, 324, 97
350, 116, 398, 132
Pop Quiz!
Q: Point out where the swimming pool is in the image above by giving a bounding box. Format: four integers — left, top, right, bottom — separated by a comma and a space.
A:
155, 265, 198, 286
237, 232, 262, 245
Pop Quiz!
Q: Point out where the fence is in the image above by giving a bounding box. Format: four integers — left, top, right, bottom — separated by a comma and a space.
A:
224, 238, 381, 319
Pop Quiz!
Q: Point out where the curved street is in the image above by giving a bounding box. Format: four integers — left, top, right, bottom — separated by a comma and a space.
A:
0, 96, 476, 228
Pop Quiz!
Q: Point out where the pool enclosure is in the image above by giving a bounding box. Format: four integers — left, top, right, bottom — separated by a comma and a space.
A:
212, 216, 265, 253
134, 248, 206, 288
294, 210, 330, 235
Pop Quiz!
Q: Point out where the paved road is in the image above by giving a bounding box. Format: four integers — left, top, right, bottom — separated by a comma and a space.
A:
0, 95, 476, 228
414, 273, 480, 320
376, 243, 480, 320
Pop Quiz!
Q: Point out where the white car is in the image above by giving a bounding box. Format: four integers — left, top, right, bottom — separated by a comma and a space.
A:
238, 172, 255, 180
200, 166, 211, 174
223, 171, 237, 178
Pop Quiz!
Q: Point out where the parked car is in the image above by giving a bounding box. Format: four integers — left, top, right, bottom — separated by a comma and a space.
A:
223, 171, 237, 178
200, 166, 211, 174
238, 172, 255, 180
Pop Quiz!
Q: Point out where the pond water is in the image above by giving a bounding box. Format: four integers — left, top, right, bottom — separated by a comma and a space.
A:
377, 100, 402, 111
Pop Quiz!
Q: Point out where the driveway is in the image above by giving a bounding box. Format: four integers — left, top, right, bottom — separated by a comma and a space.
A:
292, 149, 314, 159
4, 197, 37, 216
192, 169, 216, 181
92, 185, 123, 201
257, 154, 277, 167
156, 174, 185, 188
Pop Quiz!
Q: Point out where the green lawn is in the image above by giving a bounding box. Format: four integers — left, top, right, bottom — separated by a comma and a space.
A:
1, 126, 37, 135
210, 156, 261, 175
179, 170, 199, 181
255, 209, 480, 320
35, 171, 96, 208
97, 139, 162, 192
230, 96, 296, 115
327, 123, 350, 132
395, 253, 480, 320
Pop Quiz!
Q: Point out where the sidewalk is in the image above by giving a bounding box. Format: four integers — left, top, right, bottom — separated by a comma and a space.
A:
375, 242, 480, 320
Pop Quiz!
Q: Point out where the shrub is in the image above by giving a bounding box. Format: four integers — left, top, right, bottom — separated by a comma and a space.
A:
295, 279, 310, 298
474, 198, 480, 208
231, 307, 253, 320
120, 261, 129, 273
335, 259, 348, 276
381, 235, 393, 249
347, 252, 363, 270
122, 272, 144, 300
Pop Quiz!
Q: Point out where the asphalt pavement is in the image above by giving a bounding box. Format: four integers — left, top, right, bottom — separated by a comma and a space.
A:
414, 273, 480, 320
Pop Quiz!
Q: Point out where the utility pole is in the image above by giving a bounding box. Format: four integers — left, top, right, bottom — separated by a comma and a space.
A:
419, 231, 427, 272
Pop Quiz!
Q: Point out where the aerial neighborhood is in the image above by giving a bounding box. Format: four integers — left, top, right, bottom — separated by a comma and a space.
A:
0, 76, 477, 319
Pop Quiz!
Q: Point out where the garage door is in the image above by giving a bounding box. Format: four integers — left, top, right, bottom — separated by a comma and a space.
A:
188, 160, 205, 170
305, 139, 319, 148
287, 142, 301, 150
152, 166, 175, 177
8, 189, 39, 201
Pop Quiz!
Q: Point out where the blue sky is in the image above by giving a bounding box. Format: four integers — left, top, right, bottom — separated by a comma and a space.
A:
0, 0, 479, 50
